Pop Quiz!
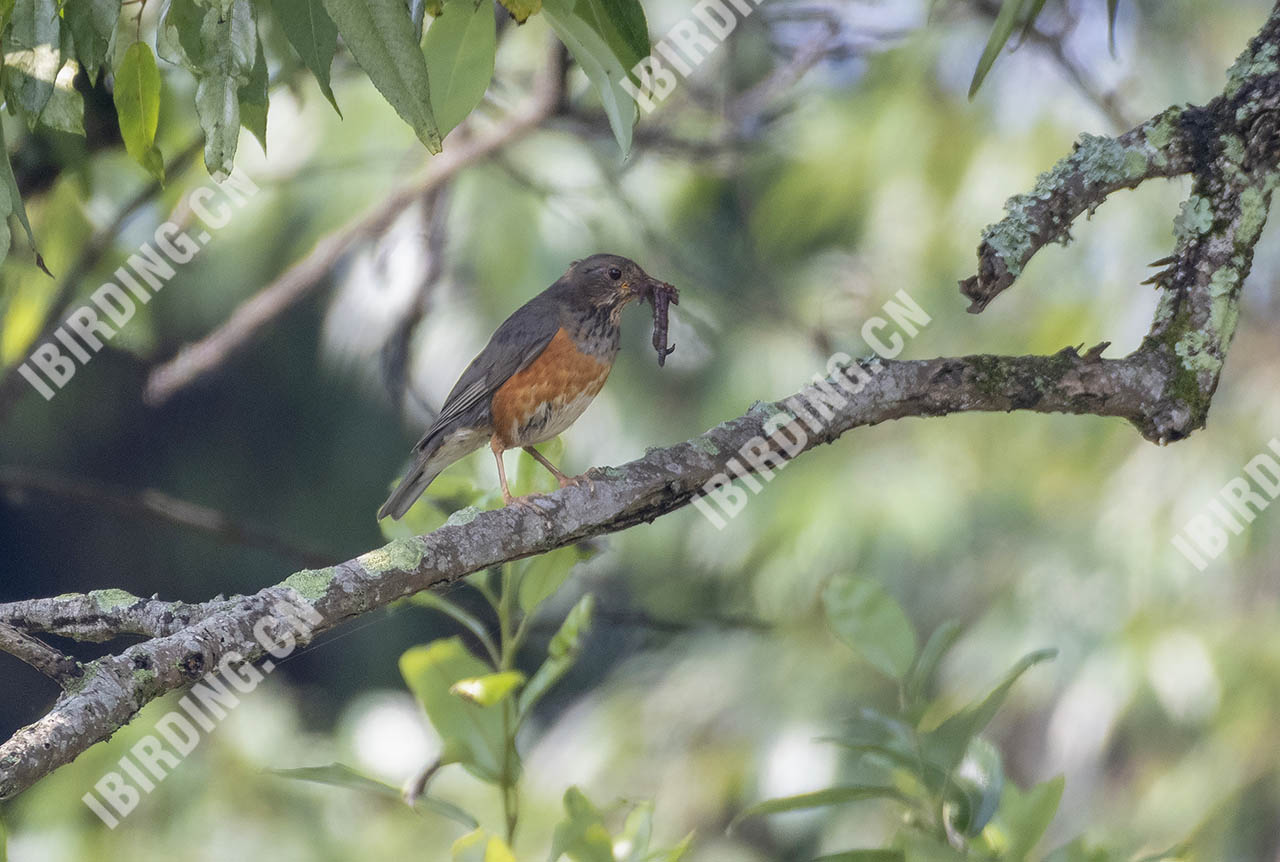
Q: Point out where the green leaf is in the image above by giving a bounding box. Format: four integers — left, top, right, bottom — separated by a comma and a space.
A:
270, 0, 341, 115
821, 740, 947, 794
6, 0, 62, 121
968, 0, 1028, 99
412, 591, 499, 663
647, 834, 694, 862
576, 0, 649, 71
1, 808, 7, 862
495, 0, 539, 23
158, 0, 257, 179
892, 832, 969, 861
922, 648, 1056, 771
549, 787, 616, 862
268, 762, 478, 827
949, 737, 1003, 837
516, 540, 594, 613
400, 637, 512, 784
238, 35, 270, 151
518, 593, 594, 718
542, 0, 639, 155
732, 785, 911, 829
0, 115, 48, 274
618, 801, 654, 862
1017, 0, 1049, 43
194, 75, 242, 179
422, 0, 496, 137
513, 436, 564, 498
1132, 844, 1188, 862
62, 0, 119, 79
906, 619, 963, 713
453, 829, 517, 862
1106, 0, 1119, 56
38, 61, 85, 135
320, 0, 442, 153
1042, 838, 1114, 862
822, 574, 916, 680
997, 776, 1064, 862
114, 42, 165, 182
451, 670, 525, 706
813, 853, 905, 862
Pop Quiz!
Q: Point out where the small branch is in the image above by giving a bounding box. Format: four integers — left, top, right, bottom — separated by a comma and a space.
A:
0, 466, 333, 567
142, 51, 564, 407
0, 622, 81, 686
958, 106, 1201, 312
0, 591, 232, 642
730, 12, 840, 130
970, 0, 1134, 131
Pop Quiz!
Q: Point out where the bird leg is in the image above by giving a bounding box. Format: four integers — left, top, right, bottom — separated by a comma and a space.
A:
523, 446, 572, 486
523, 446, 593, 492
490, 436, 519, 506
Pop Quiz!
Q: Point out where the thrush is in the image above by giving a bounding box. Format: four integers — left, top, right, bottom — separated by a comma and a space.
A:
379, 254, 668, 520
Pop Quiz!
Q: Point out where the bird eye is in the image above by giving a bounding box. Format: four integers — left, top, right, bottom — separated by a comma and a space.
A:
608, 267, 622, 281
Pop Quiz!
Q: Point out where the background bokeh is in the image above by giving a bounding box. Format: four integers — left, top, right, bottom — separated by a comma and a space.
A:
3, 0, 1280, 859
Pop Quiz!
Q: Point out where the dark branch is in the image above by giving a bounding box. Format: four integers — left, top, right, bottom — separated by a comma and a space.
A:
0, 623, 81, 686
0, 466, 333, 567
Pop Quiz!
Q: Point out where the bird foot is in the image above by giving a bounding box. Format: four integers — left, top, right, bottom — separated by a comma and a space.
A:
558, 472, 596, 494
502, 490, 545, 510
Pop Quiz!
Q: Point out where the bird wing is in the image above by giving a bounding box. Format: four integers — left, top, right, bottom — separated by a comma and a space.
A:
413, 292, 563, 451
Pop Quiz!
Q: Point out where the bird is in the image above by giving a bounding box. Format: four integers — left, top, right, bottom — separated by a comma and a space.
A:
379, 253, 668, 520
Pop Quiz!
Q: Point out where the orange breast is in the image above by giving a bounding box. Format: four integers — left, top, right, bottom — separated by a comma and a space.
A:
491, 328, 614, 448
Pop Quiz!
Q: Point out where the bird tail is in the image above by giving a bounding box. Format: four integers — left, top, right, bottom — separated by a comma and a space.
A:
378, 430, 471, 521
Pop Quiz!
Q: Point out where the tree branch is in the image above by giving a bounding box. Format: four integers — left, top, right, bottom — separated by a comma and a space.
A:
0, 345, 1199, 800
0, 591, 233, 642
141, 50, 564, 407
0, 466, 333, 566
0, 623, 81, 686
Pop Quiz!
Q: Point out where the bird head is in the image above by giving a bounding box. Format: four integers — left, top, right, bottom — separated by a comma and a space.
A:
564, 253, 661, 310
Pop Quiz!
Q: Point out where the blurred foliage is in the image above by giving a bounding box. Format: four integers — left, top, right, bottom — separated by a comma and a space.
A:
279, 473, 692, 860
737, 573, 1070, 860
3, 0, 1280, 860
957, 0, 1122, 97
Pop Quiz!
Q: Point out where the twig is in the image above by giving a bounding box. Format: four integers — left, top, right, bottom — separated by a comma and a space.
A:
0, 466, 333, 567
730, 13, 840, 129
970, 0, 1134, 131
143, 50, 564, 407
0, 622, 81, 686
380, 188, 452, 413
0, 592, 232, 642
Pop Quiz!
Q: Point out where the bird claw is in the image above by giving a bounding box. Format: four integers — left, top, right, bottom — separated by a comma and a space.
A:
503, 492, 545, 510
559, 473, 596, 494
